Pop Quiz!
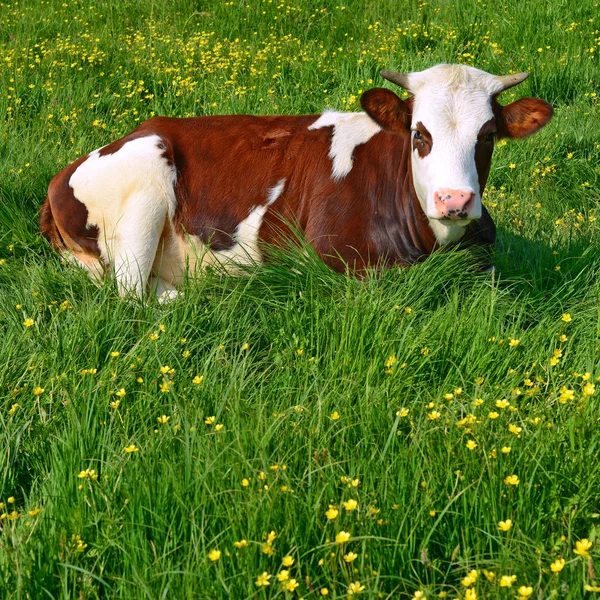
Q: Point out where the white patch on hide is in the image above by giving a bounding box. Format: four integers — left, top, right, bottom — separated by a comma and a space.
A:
309, 111, 381, 180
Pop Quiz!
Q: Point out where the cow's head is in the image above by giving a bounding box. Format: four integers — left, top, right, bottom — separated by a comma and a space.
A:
360, 64, 553, 240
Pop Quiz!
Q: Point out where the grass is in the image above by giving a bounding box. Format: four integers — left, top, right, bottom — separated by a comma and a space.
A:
1, 0, 600, 598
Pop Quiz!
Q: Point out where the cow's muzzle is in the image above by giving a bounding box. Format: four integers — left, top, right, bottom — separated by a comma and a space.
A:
433, 189, 476, 220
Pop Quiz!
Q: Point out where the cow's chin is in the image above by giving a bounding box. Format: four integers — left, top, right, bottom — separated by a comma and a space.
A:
431, 216, 478, 226
424, 207, 482, 245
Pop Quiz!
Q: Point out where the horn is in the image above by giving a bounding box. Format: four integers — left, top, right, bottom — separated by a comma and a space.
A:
496, 72, 529, 91
380, 70, 411, 91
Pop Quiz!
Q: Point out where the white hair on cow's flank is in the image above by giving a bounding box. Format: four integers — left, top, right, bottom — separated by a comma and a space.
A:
174, 177, 288, 280
69, 134, 177, 296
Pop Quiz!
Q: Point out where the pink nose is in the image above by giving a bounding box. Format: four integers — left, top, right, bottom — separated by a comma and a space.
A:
434, 189, 476, 220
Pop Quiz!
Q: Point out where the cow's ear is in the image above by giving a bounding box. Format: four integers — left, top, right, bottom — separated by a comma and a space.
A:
360, 88, 411, 132
497, 97, 553, 139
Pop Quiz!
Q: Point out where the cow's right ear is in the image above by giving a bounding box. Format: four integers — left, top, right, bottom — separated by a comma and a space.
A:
360, 88, 411, 132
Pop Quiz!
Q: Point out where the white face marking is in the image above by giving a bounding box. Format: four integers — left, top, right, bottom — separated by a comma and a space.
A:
69, 134, 177, 296
407, 65, 505, 244
309, 111, 381, 180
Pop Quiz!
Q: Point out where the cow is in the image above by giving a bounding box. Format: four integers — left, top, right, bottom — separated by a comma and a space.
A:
40, 64, 553, 301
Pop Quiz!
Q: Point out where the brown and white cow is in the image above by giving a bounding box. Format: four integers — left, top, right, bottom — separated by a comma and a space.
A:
40, 64, 553, 300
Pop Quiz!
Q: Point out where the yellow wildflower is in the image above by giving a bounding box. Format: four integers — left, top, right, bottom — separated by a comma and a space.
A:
518, 586, 533, 597
192, 375, 204, 384
255, 572, 272, 587
574, 538, 592, 557
234, 539, 248, 548
282, 555, 294, 566
23, 318, 34, 327
504, 474, 520, 485
208, 549, 221, 562
498, 519, 512, 531
343, 552, 358, 562
500, 575, 517, 587
461, 570, 478, 587
550, 558, 565, 573
124, 445, 139, 453
348, 582, 365, 595
559, 387, 575, 403
342, 499, 358, 511
326, 506, 339, 520
335, 531, 351, 544
385, 355, 397, 368
508, 424, 522, 435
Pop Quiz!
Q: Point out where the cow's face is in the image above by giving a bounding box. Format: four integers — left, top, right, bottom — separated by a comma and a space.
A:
361, 65, 553, 236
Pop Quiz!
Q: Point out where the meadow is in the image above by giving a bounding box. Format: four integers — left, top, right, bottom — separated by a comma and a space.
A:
1, 0, 600, 597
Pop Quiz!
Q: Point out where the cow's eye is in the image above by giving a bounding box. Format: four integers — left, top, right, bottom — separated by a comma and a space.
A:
484, 132, 496, 143
413, 130, 423, 141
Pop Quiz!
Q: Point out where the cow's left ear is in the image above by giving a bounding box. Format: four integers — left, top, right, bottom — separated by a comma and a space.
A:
360, 88, 411, 132
497, 97, 553, 139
